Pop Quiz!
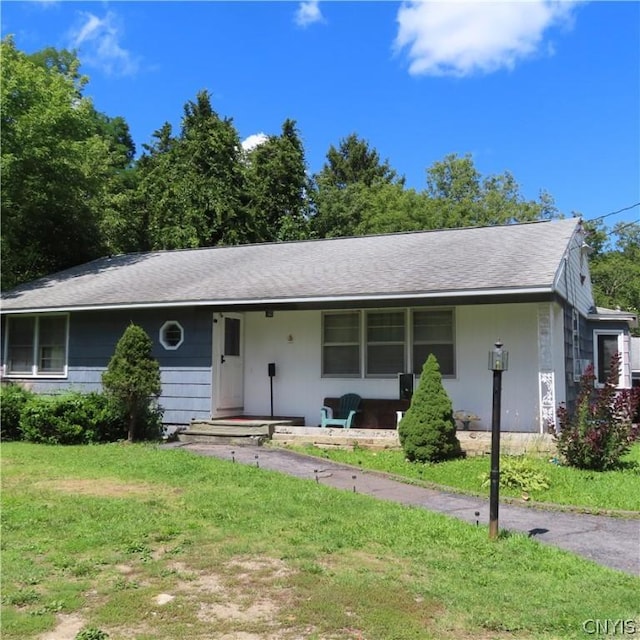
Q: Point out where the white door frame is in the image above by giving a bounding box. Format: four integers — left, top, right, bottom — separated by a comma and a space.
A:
212, 312, 244, 417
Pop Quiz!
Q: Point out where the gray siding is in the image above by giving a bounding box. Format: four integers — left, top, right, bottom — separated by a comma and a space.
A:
554, 224, 595, 315
563, 306, 593, 412
3, 308, 215, 425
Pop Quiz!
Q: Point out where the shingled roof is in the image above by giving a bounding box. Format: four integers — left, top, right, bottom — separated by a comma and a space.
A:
1, 218, 582, 313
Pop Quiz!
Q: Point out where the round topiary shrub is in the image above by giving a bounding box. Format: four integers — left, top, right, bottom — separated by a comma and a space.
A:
398, 354, 464, 463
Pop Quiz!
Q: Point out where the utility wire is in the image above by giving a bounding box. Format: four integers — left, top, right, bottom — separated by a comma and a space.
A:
586, 201, 640, 222
603, 219, 639, 237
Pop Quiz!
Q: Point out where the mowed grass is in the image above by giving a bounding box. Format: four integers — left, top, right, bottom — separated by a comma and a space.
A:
1, 443, 638, 640
285, 443, 640, 514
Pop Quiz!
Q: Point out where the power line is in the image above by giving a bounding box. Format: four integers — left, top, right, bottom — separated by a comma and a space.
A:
604, 219, 639, 237
586, 201, 640, 222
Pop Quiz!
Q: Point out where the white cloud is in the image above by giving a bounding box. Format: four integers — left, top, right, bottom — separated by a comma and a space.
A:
295, 1, 324, 28
395, 0, 579, 77
241, 133, 269, 152
68, 10, 139, 76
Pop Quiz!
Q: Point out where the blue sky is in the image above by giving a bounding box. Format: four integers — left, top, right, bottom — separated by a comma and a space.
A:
2, 1, 639, 228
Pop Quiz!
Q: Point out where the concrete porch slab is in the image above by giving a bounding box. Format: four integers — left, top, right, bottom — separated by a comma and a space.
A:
271, 426, 556, 456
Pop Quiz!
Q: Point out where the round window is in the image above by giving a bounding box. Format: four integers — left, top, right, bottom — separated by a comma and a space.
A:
160, 321, 184, 350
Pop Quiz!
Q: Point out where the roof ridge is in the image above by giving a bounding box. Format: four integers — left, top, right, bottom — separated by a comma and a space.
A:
103, 217, 577, 261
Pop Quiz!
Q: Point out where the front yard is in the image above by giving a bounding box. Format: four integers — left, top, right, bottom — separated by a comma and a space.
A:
1, 442, 638, 640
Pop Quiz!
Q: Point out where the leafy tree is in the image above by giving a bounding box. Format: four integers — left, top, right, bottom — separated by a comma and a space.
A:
589, 222, 640, 334
398, 354, 464, 463
425, 153, 558, 227
179, 90, 247, 245
315, 133, 402, 190
133, 90, 250, 250
311, 134, 403, 237
102, 324, 162, 442
242, 119, 311, 241
1, 37, 112, 289
311, 146, 559, 239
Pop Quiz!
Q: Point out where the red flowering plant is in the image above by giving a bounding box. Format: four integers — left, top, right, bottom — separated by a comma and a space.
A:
550, 353, 640, 471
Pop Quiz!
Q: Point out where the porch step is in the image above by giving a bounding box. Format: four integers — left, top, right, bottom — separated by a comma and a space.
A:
177, 417, 304, 445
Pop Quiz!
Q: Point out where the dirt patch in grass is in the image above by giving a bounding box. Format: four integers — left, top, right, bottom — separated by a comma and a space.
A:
169, 555, 308, 637
35, 478, 181, 499
38, 613, 85, 640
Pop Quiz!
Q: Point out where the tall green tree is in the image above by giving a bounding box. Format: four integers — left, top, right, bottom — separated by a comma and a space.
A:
242, 119, 311, 241
589, 222, 640, 334
311, 134, 404, 237
1, 37, 112, 289
315, 133, 402, 190
135, 90, 249, 250
425, 153, 558, 227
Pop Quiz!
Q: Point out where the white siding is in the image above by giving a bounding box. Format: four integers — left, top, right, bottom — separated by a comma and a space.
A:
243, 303, 551, 432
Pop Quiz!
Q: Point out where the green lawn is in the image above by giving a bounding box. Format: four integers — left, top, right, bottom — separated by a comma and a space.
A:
1, 442, 638, 640
283, 442, 640, 514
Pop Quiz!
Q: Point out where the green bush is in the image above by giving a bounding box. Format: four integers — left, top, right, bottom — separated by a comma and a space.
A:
551, 353, 640, 471
398, 354, 464, 463
20, 391, 131, 445
75, 628, 109, 640
0, 382, 34, 441
481, 456, 550, 495
102, 324, 162, 442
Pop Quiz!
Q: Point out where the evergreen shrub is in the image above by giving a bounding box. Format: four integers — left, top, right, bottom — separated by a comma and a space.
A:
102, 324, 162, 442
398, 354, 464, 463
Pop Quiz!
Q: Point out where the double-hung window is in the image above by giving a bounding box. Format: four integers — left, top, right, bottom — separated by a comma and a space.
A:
321, 308, 456, 378
322, 312, 360, 376
366, 311, 405, 376
412, 309, 455, 376
4, 315, 69, 377
594, 330, 623, 387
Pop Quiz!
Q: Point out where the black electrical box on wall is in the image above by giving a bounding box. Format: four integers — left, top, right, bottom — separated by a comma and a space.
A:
268, 362, 276, 377
399, 373, 413, 400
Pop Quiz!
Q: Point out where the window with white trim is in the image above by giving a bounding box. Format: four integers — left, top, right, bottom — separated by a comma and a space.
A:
594, 330, 622, 386
366, 310, 405, 376
322, 312, 360, 376
160, 321, 184, 350
4, 314, 68, 377
412, 309, 455, 376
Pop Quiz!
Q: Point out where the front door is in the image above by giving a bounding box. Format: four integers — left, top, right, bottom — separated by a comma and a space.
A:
215, 313, 244, 414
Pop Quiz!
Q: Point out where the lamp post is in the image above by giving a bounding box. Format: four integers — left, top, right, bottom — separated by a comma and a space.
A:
488, 340, 508, 540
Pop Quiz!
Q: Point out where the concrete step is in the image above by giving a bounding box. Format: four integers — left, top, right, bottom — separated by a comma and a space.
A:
185, 422, 273, 437
178, 433, 270, 445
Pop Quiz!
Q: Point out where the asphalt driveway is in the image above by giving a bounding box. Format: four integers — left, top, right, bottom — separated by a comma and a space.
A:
165, 442, 640, 576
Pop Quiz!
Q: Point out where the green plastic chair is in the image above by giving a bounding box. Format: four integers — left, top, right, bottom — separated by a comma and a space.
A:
321, 393, 361, 429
